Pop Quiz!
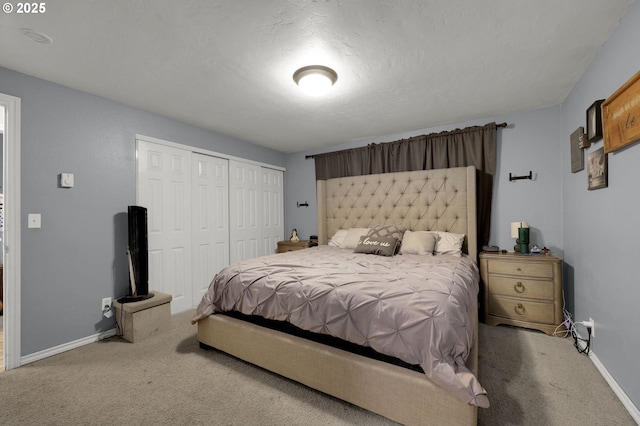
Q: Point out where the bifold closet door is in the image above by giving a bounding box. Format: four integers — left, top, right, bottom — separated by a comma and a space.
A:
229, 160, 261, 263
192, 153, 229, 306
138, 140, 283, 313
137, 140, 193, 314
261, 167, 284, 255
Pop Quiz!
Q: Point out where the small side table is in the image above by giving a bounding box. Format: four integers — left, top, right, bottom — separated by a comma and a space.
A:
277, 240, 315, 253
480, 252, 563, 336
113, 291, 172, 342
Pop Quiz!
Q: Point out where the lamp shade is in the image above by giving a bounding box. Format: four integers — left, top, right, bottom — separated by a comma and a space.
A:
510, 221, 529, 238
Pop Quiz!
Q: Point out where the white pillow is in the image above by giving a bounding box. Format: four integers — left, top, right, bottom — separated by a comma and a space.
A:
328, 229, 348, 247
433, 231, 465, 257
343, 228, 371, 249
399, 230, 436, 255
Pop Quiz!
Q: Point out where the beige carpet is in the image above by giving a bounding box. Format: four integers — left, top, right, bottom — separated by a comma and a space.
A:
0, 310, 635, 426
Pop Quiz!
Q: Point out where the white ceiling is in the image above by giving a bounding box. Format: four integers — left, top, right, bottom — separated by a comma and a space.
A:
0, 1, 634, 153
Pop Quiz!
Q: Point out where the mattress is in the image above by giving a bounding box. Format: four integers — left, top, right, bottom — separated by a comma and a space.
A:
192, 245, 489, 407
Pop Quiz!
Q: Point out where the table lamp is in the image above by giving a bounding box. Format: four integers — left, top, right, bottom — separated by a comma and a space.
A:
511, 221, 529, 254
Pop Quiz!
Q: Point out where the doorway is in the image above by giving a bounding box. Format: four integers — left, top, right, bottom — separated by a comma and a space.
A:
1, 92, 22, 371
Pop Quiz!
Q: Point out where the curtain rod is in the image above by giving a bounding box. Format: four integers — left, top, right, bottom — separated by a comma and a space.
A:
305, 122, 509, 159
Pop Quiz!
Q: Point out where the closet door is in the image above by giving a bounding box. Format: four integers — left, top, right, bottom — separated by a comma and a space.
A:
137, 140, 192, 314
229, 160, 261, 263
192, 153, 229, 306
261, 167, 284, 255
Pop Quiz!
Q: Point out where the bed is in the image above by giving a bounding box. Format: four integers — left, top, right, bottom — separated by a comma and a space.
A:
193, 166, 487, 425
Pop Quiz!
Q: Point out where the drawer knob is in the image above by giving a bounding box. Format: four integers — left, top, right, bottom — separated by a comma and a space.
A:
514, 303, 526, 316
516, 267, 522, 272
514, 282, 525, 293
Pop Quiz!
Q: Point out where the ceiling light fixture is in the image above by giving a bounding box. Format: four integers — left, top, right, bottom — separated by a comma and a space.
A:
293, 65, 338, 96
21, 28, 53, 44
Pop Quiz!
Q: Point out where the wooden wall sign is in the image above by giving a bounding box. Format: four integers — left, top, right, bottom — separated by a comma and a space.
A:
602, 70, 640, 153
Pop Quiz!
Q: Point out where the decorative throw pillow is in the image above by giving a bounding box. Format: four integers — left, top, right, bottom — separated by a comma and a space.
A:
354, 236, 399, 256
343, 228, 371, 249
366, 224, 407, 250
433, 231, 465, 257
399, 230, 437, 255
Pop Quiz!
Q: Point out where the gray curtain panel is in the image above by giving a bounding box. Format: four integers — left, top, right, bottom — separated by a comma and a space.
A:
314, 123, 497, 252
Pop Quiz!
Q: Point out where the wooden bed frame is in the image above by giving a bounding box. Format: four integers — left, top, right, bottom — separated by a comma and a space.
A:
197, 166, 479, 425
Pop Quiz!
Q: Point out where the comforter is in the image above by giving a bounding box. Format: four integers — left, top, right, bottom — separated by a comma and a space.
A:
192, 245, 489, 407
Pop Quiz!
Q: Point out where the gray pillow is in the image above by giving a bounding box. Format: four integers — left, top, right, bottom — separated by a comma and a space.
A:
366, 224, 407, 243
366, 224, 407, 253
354, 236, 399, 256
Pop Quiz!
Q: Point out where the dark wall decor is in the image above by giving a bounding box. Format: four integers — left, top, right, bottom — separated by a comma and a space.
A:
586, 100, 605, 143
570, 126, 585, 173
587, 147, 608, 190
602, 70, 640, 153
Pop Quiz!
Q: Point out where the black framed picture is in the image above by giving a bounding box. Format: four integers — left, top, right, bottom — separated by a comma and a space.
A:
587, 147, 608, 190
586, 99, 605, 143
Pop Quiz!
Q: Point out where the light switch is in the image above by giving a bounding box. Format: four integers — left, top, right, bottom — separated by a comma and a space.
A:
60, 173, 74, 188
28, 214, 41, 229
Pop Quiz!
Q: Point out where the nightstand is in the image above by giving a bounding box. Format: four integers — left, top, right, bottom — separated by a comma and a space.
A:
479, 252, 563, 336
277, 240, 316, 253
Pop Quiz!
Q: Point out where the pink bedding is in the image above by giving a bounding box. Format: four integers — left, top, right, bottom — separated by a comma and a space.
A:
192, 245, 489, 407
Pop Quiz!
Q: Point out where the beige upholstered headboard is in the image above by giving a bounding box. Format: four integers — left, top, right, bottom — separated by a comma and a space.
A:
317, 166, 477, 261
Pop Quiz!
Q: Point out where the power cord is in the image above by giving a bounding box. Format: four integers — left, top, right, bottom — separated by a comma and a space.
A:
571, 321, 591, 355
556, 310, 592, 354
552, 306, 573, 338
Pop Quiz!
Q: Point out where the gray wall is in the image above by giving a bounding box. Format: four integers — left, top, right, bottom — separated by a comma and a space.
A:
284, 106, 563, 252
285, 0, 640, 411
0, 66, 286, 356
560, 1, 640, 410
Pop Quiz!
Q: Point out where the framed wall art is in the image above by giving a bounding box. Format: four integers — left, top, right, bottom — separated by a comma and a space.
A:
587, 147, 608, 190
586, 99, 605, 143
602, 70, 640, 153
570, 127, 585, 173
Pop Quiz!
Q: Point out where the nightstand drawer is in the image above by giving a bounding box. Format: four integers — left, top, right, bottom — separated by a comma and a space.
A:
488, 260, 553, 278
489, 295, 555, 324
488, 276, 554, 300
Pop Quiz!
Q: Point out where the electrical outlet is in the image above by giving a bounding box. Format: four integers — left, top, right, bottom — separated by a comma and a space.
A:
101, 297, 112, 312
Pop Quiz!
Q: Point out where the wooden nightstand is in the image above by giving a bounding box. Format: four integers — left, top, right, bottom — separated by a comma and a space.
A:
277, 240, 316, 253
479, 252, 563, 336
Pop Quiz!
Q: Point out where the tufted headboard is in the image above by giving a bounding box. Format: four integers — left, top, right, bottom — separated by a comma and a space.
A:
316, 166, 477, 261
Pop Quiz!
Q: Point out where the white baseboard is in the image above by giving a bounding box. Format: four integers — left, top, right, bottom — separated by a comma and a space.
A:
589, 350, 640, 424
20, 328, 117, 366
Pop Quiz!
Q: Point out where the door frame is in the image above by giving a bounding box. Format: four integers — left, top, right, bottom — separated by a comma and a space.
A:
1, 92, 22, 370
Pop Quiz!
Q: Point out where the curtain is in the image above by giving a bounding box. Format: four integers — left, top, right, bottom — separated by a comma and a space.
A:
314, 123, 497, 252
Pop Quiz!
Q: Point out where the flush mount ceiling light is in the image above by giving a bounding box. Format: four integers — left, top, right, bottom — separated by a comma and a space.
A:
293, 65, 338, 96
21, 28, 53, 44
